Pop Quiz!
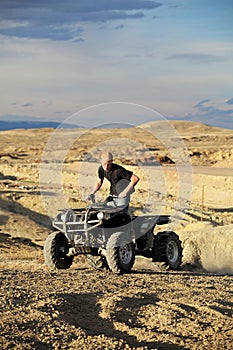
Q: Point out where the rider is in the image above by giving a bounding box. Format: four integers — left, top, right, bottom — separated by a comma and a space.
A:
87, 151, 139, 209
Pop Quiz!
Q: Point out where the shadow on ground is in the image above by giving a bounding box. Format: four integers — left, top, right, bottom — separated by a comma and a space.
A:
55, 292, 187, 349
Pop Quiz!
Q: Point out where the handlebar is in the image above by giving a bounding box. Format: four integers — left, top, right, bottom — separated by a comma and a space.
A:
87, 194, 118, 204
86, 194, 120, 209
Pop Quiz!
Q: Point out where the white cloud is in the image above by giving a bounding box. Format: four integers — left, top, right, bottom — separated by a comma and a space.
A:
0, 20, 29, 30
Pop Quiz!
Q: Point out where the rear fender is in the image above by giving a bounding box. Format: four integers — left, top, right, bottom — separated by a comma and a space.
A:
133, 215, 170, 240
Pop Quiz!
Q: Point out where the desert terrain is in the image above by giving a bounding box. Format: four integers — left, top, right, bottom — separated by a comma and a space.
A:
0, 120, 232, 349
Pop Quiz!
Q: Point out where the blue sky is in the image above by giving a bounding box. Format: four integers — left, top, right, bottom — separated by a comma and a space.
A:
0, 0, 233, 128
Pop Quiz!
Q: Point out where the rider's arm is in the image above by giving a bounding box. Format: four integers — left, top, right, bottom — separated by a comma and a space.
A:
91, 178, 103, 195
118, 174, 139, 198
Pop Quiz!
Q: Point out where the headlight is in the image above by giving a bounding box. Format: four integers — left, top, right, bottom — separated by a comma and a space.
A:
97, 212, 104, 220
61, 213, 66, 222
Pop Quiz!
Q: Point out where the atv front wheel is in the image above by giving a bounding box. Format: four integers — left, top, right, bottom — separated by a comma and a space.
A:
106, 232, 135, 274
43, 231, 73, 270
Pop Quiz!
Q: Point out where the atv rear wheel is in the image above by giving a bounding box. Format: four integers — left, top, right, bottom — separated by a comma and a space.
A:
86, 255, 108, 270
165, 232, 182, 269
106, 232, 135, 274
154, 231, 182, 270
43, 231, 73, 270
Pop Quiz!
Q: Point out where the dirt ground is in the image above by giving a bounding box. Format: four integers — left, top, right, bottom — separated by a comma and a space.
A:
0, 121, 233, 349
1, 264, 232, 350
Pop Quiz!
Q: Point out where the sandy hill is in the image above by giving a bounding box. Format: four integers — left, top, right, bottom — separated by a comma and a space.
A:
141, 120, 233, 134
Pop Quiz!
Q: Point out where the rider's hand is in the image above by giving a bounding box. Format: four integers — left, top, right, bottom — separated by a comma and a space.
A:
85, 194, 95, 202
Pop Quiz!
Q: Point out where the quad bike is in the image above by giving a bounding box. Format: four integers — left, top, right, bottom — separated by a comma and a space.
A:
43, 196, 183, 274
